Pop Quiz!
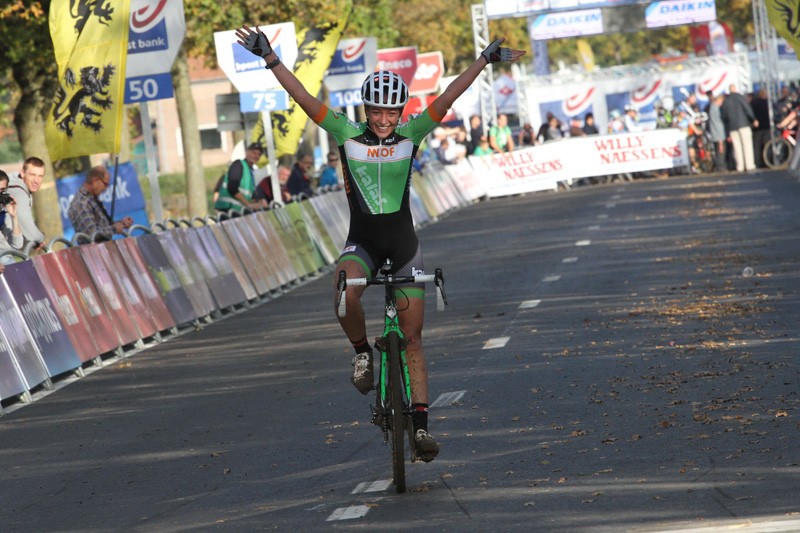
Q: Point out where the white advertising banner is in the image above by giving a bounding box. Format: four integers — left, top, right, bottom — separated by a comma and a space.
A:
528, 8, 604, 40
469, 129, 688, 198
324, 37, 378, 92
124, 0, 186, 103
645, 0, 716, 29
524, 62, 740, 135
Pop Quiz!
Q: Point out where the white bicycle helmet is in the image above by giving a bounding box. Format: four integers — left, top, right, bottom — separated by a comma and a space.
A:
361, 70, 408, 108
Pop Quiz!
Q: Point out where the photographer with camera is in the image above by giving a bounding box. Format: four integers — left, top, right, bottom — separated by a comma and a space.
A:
0, 170, 24, 270
7, 157, 46, 252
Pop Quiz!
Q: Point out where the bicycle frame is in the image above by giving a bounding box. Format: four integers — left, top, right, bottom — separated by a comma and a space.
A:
336, 259, 446, 492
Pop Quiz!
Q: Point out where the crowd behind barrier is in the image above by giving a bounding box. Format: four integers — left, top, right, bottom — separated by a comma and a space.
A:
0, 131, 689, 413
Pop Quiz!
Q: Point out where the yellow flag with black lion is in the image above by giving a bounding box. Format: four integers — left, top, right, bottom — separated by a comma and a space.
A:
46, 0, 130, 161
767, 0, 800, 59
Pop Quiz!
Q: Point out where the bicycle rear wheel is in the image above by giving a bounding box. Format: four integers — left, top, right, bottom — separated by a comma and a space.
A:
386, 331, 406, 493
763, 137, 793, 169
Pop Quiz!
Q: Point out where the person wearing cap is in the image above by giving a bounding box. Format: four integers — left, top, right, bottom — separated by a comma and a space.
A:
623, 104, 641, 132
236, 23, 525, 462
213, 142, 267, 213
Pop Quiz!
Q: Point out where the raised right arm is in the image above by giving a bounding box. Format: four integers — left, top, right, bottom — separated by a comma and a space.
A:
236, 25, 324, 121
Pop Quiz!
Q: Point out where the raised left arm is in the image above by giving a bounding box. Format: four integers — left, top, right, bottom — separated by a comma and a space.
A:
429, 38, 526, 119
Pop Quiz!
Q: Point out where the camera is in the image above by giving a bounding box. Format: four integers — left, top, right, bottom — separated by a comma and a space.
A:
0, 191, 12, 207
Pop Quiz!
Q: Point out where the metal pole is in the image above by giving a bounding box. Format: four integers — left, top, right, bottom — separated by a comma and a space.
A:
472, 3, 497, 131
261, 111, 281, 206
109, 154, 119, 220
139, 102, 163, 222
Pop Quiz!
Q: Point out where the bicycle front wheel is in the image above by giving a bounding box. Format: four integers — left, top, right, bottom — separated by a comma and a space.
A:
763, 137, 793, 169
386, 331, 406, 493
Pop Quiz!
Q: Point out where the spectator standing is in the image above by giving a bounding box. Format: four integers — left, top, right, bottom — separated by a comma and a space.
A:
568, 117, 586, 137
67, 166, 133, 241
706, 92, 727, 171
517, 123, 536, 147
623, 105, 641, 132
319, 151, 342, 190
750, 88, 771, 168
0, 170, 23, 265
214, 143, 266, 213
467, 114, 483, 154
721, 84, 758, 172
608, 109, 625, 133
286, 152, 315, 198
543, 114, 563, 142
7, 157, 46, 250
433, 137, 457, 164
489, 113, 515, 152
583, 113, 599, 135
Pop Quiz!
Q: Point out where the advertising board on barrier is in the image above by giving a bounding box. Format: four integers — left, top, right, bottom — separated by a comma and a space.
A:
135, 233, 197, 326
185, 227, 248, 310
195, 225, 251, 308
78, 244, 142, 346
58, 246, 125, 354
98, 241, 159, 339
32, 254, 99, 362
208, 224, 258, 300
157, 231, 216, 319
219, 219, 272, 295
0, 277, 48, 399
3, 261, 81, 378
115, 238, 176, 332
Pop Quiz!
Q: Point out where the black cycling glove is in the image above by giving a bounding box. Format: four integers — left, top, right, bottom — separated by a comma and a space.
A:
481, 39, 514, 63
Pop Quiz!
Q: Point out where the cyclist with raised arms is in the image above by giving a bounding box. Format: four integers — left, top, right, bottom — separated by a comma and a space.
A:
236, 24, 525, 461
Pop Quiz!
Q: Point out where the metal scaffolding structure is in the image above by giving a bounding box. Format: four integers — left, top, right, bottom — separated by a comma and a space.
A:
752, 0, 780, 136
471, 3, 497, 130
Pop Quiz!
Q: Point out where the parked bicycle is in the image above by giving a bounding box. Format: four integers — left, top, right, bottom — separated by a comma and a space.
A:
762, 127, 796, 169
335, 259, 447, 493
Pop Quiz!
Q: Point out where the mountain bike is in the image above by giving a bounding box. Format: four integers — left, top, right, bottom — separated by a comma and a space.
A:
763, 127, 796, 169
335, 259, 447, 493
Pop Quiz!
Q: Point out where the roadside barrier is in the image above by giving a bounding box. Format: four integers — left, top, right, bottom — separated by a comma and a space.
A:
0, 133, 690, 413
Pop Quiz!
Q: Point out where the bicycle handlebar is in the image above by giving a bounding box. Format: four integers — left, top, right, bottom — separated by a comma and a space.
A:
336, 268, 447, 318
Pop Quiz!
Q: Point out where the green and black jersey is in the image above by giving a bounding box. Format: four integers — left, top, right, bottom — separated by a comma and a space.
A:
312, 104, 444, 266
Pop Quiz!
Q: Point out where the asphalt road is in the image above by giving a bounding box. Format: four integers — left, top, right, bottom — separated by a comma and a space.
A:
1, 170, 799, 532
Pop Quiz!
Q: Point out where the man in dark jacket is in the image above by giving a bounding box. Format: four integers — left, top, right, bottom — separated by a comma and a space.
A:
721, 84, 758, 172
750, 88, 771, 168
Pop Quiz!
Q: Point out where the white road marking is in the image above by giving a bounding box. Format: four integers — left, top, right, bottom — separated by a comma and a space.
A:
562, 257, 578, 263
327, 505, 370, 521
431, 390, 466, 407
542, 275, 561, 282
611, 194, 622, 200
651, 518, 800, 532
575, 240, 591, 247
606, 202, 617, 208
519, 299, 541, 309
588, 225, 600, 231
597, 214, 609, 219
483, 337, 510, 349
352, 479, 392, 494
